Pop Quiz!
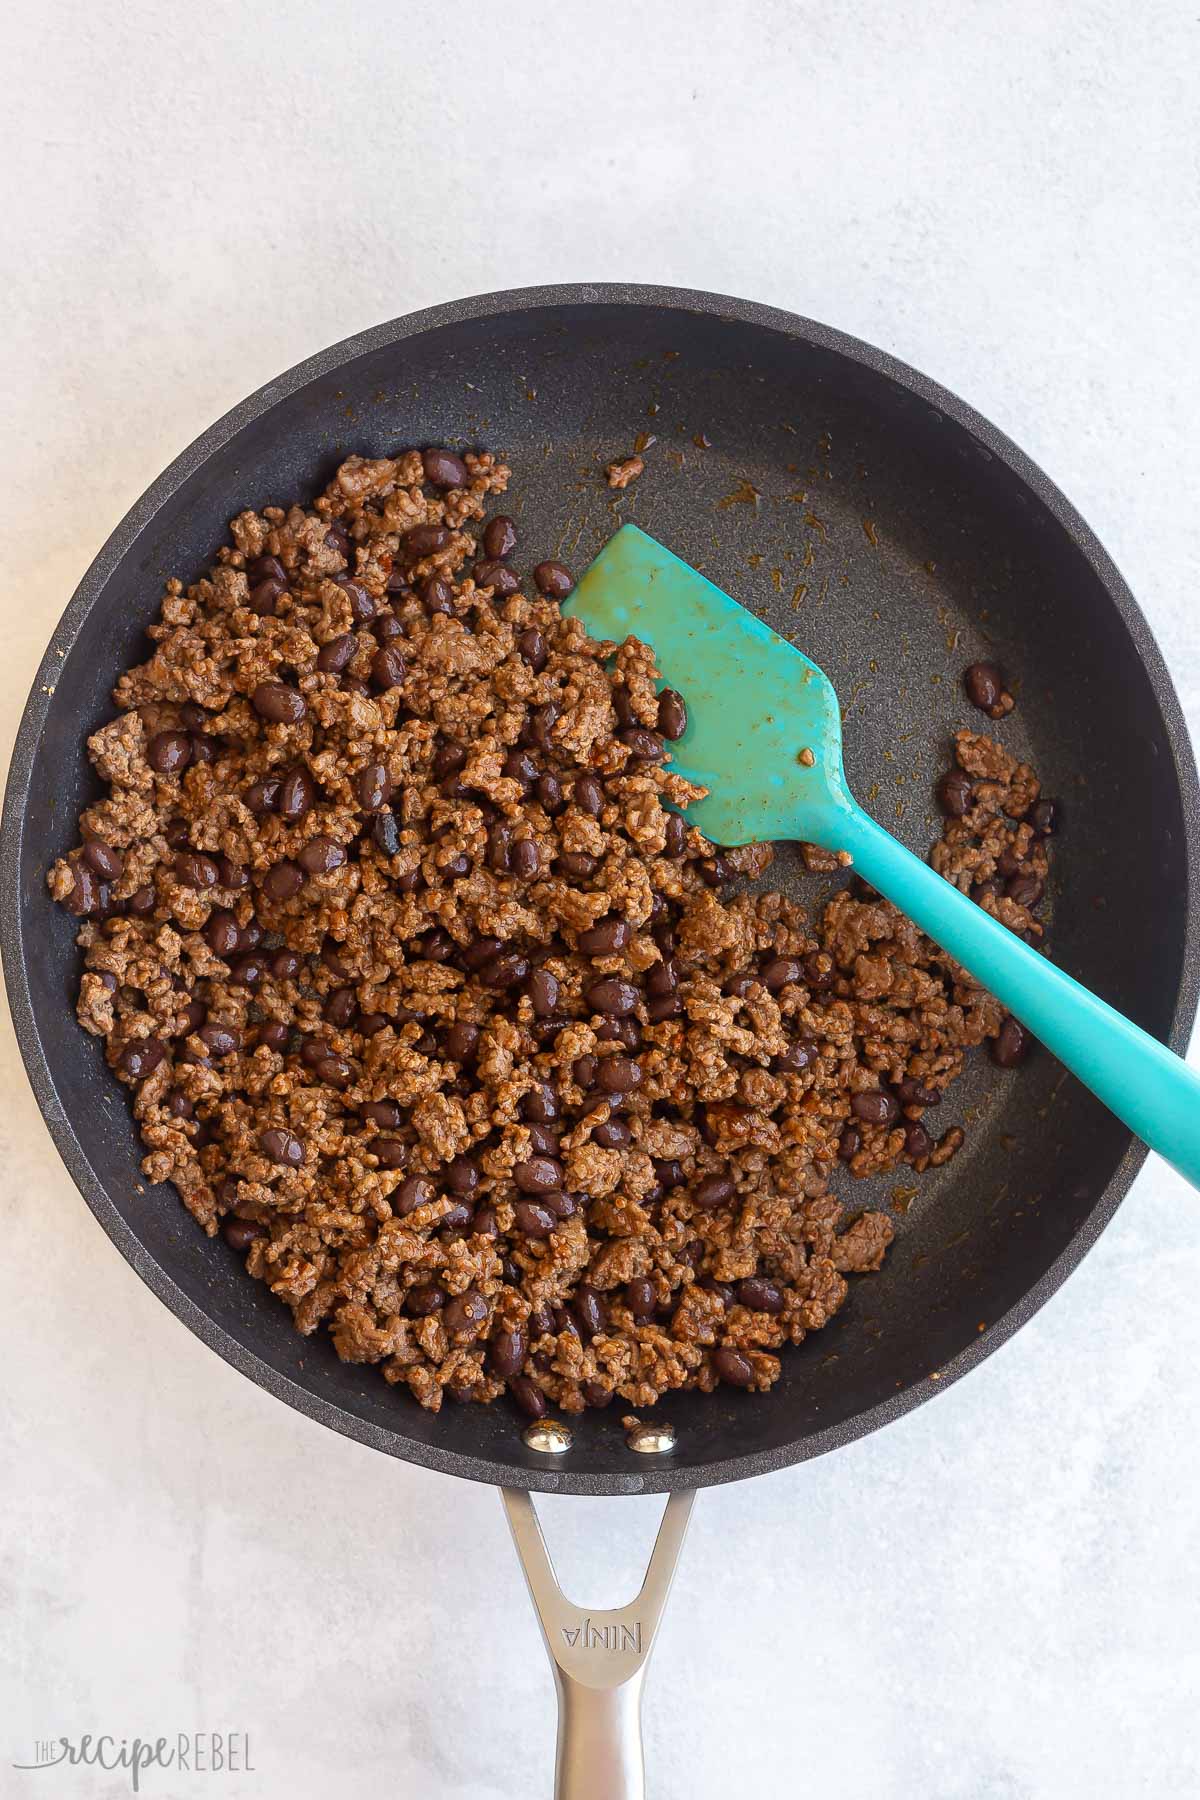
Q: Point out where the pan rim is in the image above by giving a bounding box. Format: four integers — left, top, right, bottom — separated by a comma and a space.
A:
3, 282, 1197, 1496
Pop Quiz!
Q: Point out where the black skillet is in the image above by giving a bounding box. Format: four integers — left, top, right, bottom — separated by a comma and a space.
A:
4, 286, 1198, 1796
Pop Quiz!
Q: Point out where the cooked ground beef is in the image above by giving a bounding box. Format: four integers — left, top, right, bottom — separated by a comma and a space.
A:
51, 447, 1054, 1417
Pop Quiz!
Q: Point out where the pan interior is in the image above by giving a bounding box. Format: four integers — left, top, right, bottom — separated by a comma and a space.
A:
10, 297, 1194, 1493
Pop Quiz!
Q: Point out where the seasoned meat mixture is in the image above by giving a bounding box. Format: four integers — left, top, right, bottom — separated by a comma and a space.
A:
50, 448, 1055, 1416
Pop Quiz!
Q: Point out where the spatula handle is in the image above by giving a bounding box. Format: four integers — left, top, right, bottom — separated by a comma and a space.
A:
836, 805, 1200, 1190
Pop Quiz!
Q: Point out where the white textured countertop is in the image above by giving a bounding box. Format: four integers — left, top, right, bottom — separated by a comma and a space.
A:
4, 3, 1199, 1795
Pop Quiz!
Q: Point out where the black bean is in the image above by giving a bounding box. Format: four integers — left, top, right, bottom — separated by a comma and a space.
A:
371, 642, 406, 690
257, 1021, 290, 1051
277, 765, 315, 821
217, 855, 249, 889
838, 1123, 861, 1161
586, 978, 639, 1016
365, 809, 399, 859
189, 734, 216, 765
363, 1099, 403, 1130
693, 1172, 735, 1210
420, 574, 454, 615
167, 1088, 194, 1118
496, 753, 534, 798
517, 627, 546, 671
229, 952, 266, 987
334, 578, 378, 624
417, 927, 455, 962
443, 1022, 480, 1065
851, 1088, 900, 1126
522, 1080, 559, 1123
895, 1077, 940, 1107
406, 1282, 447, 1316
444, 1290, 489, 1342
246, 776, 282, 816
247, 555, 286, 587
82, 838, 123, 881
524, 701, 558, 746
459, 936, 503, 972
964, 661, 1005, 713
938, 769, 975, 817
699, 856, 729, 887
438, 1201, 473, 1231
510, 839, 541, 880
655, 1159, 685, 1192
395, 1175, 434, 1214
596, 1055, 641, 1094
482, 515, 517, 559
198, 1024, 241, 1057
422, 446, 468, 488
164, 816, 190, 848
556, 852, 597, 879
575, 774, 604, 816
541, 1190, 577, 1219
222, 1217, 266, 1251
488, 1326, 528, 1379
597, 1017, 642, 1049
524, 1124, 559, 1158
646, 992, 682, 1023
259, 1127, 304, 1167
175, 999, 207, 1036
248, 575, 287, 616
662, 811, 688, 858
297, 836, 347, 875
252, 682, 307, 724
761, 955, 803, 992
713, 1347, 755, 1388
625, 1278, 658, 1320
620, 727, 666, 761
174, 851, 219, 889
205, 909, 241, 957
572, 1054, 598, 1091
1028, 797, 1059, 836
317, 633, 356, 673
474, 1205, 499, 1238
991, 1016, 1033, 1068
481, 951, 530, 989
737, 1277, 784, 1314
127, 885, 156, 915
473, 559, 520, 595
313, 1053, 352, 1087
324, 986, 358, 1028
509, 1374, 547, 1418
373, 610, 403, 643
776, 1037, 819, 1074
514, 1157, 563, 1195
118, 1037, 166, 1080
349, 761, 389, 813
656, 688, 688, 740
263, 860, 305, 900
1007, 872, 1045, 909
147, 729, 192, 774
523, 564, 573, 609
325, 521, 351, 558
904, 1120, 933, 1161
513, 1200, 557, 1238
367, 1138, 404, 1171
573, 1285, 607, 1339
579, 915, 631, 955
447, 1155, 481, 1197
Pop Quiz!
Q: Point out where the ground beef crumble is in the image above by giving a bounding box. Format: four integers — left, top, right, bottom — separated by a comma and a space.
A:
50, 447, 1057, 1418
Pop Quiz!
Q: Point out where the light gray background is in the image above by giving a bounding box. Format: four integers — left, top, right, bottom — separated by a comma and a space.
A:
3, 3, 1199, 1795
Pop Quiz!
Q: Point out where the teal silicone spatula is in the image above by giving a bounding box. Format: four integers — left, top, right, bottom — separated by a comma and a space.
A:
566, 523, 1200, 1190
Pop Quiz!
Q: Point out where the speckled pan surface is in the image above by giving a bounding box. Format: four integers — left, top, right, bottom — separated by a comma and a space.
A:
3, 284, 1197, 1495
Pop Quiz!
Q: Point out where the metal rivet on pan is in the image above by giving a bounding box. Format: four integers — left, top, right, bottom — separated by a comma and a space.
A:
522, 1418, 573, 1454
626, 1421, 676, 1455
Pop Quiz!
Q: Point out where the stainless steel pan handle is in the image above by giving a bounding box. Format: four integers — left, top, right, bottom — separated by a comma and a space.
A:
502, 1488, 695, 1799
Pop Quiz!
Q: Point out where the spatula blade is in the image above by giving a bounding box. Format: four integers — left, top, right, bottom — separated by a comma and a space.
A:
565, 524, 850, 847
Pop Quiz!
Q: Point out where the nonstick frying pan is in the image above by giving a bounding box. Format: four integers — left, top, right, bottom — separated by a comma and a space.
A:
4, 285, 1198, 1796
